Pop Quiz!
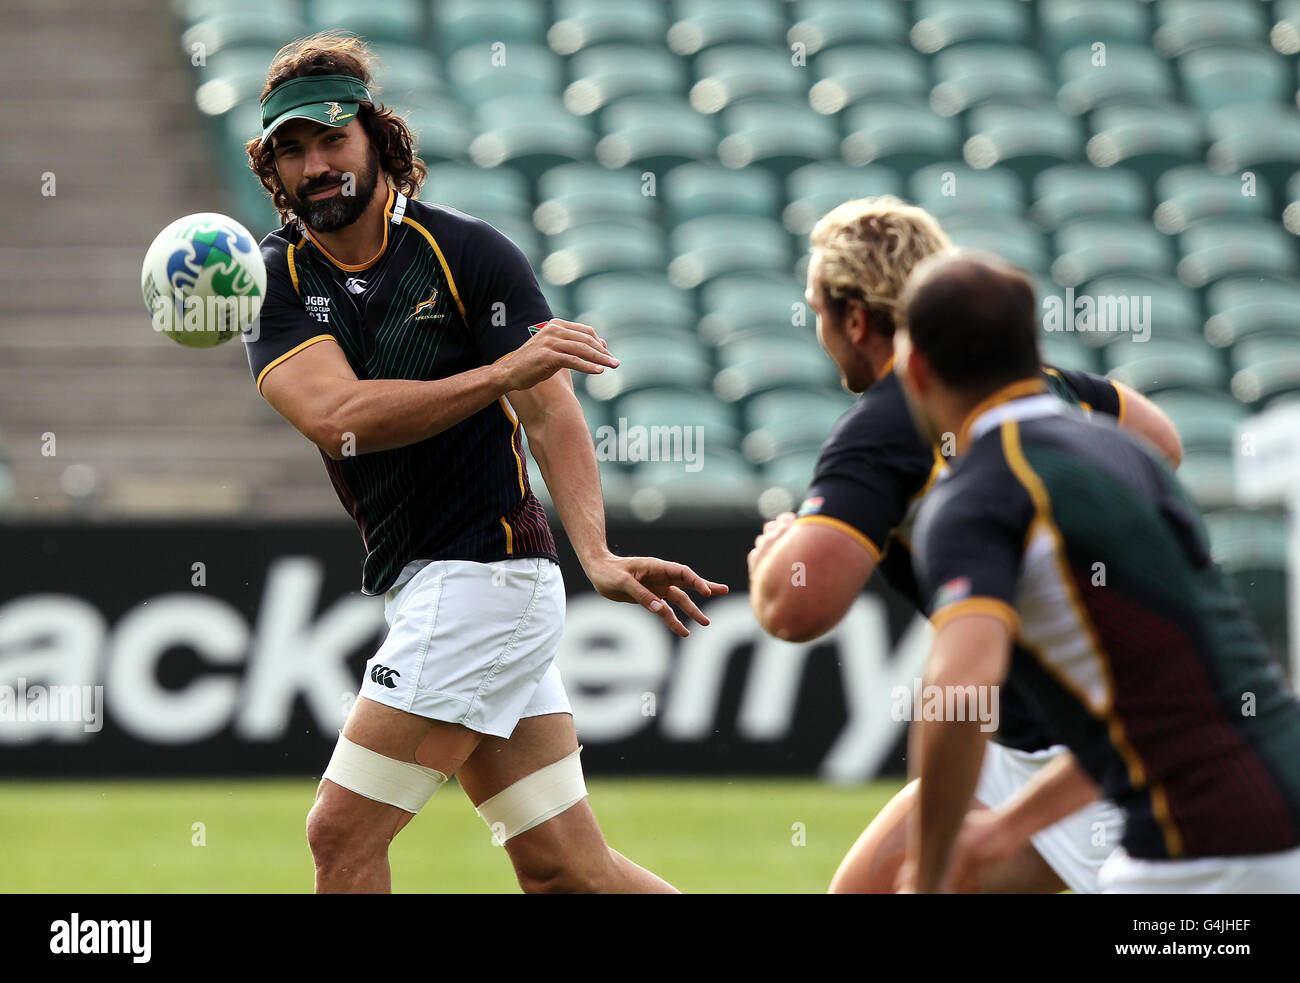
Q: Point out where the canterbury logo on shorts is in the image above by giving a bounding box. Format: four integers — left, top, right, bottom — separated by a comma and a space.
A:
370, 665, 401, 688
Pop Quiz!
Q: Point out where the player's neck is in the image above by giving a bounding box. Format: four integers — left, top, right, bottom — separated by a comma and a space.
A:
305, 178, 392, 267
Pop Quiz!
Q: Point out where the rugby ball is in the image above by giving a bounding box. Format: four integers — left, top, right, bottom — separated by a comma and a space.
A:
141, 212, 265, 347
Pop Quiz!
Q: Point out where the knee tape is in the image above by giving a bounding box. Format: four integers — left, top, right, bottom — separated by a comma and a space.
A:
323, 734, 447, 814
476, 746, 588, 843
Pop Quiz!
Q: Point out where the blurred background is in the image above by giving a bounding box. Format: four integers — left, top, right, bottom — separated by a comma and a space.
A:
0, 0, 1297, 892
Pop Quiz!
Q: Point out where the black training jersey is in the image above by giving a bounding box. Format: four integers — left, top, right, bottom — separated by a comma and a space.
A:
795, 363, 1123, 752
245, 187, 558, 595
914, 386, 1300, 861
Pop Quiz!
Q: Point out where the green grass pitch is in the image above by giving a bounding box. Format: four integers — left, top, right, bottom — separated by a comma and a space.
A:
0, 777, 904, 893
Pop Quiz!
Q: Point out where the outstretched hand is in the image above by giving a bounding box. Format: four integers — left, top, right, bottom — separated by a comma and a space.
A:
585, 553, 729, 637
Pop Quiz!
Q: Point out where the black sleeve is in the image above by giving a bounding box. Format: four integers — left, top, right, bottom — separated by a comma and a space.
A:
1043, 365, 1123, 421
912, 449, 1034, 629
445, 213, 553, 365
243, 236, 334, 393
796, 381, 937, 559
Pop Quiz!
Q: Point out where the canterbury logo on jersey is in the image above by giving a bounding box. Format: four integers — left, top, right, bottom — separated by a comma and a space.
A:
370, 665, 401, 688
345, 277, 367, 294
405, 288, 443, 322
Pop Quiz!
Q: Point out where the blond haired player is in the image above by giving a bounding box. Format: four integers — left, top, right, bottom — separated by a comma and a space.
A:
746, 196, 1182, 893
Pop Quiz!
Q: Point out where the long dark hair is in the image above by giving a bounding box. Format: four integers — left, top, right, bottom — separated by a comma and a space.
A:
245, 32, 427, 224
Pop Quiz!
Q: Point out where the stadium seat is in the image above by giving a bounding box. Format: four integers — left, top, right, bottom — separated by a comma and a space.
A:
1149, 390, 1247, 454
667, 215, 793, 289
1175, 450, 1237, 510
402, 98, 476, 163
1031, 165, 1148, 229
1205, 508, 1291, 666
666, 0, 787, 56
595, 97, 718, 171
1206, 105, 1300, 193
1086, 104, 1204, 181
690, 45, 809, 114
1075, 275, 1203, 346
1271, 0, 1300, 55
841, 100, 963, 173
760, 448, 824, 502
177, 0, 296, 26
1153, 0, 1269, 58
446, 43, 564, 105
1052, 218, 1175, 287
662, 163, 781, 227
1103, 336, 1227, 394
615, 388, 744, 453
584, 334, 714, 401
541, 219, 667, 286
1152, 165, 1272, 235
909, 0, 1031, 55
468, 96, 594, 178
367, 44, 445, 110
563, 44, 687, 116
547, 0, 669, 56
1229, 336, 1300, 406
574, 273, 697, 342
629, 450, 763, 517
714, 337, 840, 402
425, 163, 531, 219
193, 47, 280, 117
1039, 333, 1100, 374
742, 389, 854, 463
717, 99, 841, 175
808, 46, 929, 115
1055, 43, 1175, 116
1179, 45, 1292, 115
432, 0, 547, 56
783, 163, 902, 235
533, 164, 655, 236
929, 45, 1054, 116
180, 11, 304, 56
910, 163, 1025, 219
1283, 171, 1300, 235
944, 214, 1051, 275
309, 0, 425, 44
1176, 218, 1299, 289
1038, 0, 1152, 63
787, 0, 910, 56
963, 103, 1085, 183
1205, 277, 1300, 347
698, 275, 809, 346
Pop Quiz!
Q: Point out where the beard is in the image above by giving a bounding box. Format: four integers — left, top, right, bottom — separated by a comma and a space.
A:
286, 144, 380, 233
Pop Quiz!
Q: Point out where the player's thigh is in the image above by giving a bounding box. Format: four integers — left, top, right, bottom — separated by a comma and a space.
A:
312, 696, 482, 844
829, 779, 917, 893
456, 712, 606, 868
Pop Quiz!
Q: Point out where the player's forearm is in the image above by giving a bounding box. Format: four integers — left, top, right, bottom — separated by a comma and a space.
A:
319, 363, 511, 458
990, 750, 1100, 847
525, 400, 612, 570
913, 719, 988, 892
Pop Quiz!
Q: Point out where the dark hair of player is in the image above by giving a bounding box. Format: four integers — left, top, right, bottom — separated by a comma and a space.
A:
899, 251, 1042, 396
244, 32, 427, 224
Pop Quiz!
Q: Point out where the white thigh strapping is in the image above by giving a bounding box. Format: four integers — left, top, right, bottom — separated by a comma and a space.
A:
475, 746, 588, 843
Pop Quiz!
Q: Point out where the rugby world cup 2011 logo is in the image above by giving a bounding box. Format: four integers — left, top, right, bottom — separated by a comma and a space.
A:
166, 219, 261, 302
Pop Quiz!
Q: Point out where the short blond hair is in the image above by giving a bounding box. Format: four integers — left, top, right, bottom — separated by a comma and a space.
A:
809, 196, 954, 335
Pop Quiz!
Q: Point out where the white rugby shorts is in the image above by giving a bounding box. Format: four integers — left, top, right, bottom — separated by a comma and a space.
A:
358, 557, 571, 738
975, 740, 1126, 894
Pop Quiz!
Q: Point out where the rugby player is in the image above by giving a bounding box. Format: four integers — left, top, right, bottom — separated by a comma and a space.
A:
746, 197, 1182, 893
895, 252, 1300, 893
242, 34, 726, 894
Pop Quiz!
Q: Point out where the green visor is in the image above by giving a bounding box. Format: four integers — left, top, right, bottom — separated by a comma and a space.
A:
260, 74, 374, 142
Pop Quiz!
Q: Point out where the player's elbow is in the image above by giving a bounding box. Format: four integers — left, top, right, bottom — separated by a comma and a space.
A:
311, 414, 355, 460
754, 592, 834, 643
